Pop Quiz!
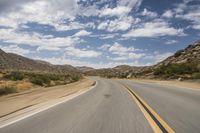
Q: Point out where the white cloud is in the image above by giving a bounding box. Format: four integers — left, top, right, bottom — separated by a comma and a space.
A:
74, 30, 92, 37
65, 47, 101, 58
100, 34, 118, 39
35, 56, 140, 68
108, 42, 145, 60
1, 45, 30, 56
0, 0, 79, 29
109, 42, 135, 53
123, 19, 185, 38
118, 0, 143, 10
0, 28, 79, 49
162, 10, 173, 18
141, 8, 157, 18
99, 44, 111, 50
176, 8, 200, 30
144, 52, 172, 62
98, 16, 137, 32
100, 6, 131, 17
174, 1, 200, 30
165, 40, 178, 45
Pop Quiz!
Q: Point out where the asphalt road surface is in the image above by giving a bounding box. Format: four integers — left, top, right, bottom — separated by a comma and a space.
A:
0, 77, 200, 133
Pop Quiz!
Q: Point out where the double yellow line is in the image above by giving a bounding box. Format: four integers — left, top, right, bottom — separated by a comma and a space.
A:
122, 84, 175, 133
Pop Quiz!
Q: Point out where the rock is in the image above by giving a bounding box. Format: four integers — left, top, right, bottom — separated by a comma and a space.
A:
178, 77, 183, 81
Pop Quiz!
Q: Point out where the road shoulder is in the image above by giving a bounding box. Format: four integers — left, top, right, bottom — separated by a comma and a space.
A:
0, 78, 96, 128
128, 79, 200, 90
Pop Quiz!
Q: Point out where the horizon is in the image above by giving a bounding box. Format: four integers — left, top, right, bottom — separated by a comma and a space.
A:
0, 0, 200, 68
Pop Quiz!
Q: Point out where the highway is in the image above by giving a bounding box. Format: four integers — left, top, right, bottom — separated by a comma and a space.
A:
0, 77, 200, 133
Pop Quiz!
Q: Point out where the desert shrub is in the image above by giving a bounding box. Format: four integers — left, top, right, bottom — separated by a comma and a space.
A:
154, 63, 198, 77
0, 86, 17, 96
71, 75, 81, 82
174, 50, 183, 57
197, 64, 200, 72
4, 71, 25, 81
29, 74, 50, 86
192, 73, 200, 79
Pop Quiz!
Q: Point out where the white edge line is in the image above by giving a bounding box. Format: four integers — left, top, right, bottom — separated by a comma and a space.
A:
0, 80, 98, 129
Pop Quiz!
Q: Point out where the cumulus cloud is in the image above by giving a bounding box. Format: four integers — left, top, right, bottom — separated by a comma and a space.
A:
74, 30, 92, 37
65, 47, 101, 58
98, 16, 138, 32
1, 45, 30, 56
174, 0, 200, 30
165, 40, 178, 45
100, 6, 131, 17
108, 42, 145, 60
118, 0, 143, 10
177, 8, 200, 30
0, 28, 79, 48
123, 19, 185, 38
0, 0, 36, 13
140, 8, 157, 18
162, 10, 173, 18
143, 52, 173, 64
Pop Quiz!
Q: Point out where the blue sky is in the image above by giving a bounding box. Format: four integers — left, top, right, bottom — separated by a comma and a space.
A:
0, 0, 200, 68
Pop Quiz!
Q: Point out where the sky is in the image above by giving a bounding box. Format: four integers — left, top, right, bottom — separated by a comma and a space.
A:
0, 0, 200, 68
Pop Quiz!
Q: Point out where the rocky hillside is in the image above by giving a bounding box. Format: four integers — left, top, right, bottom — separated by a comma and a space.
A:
0, 49, 79, 74
157, 41, 200, 66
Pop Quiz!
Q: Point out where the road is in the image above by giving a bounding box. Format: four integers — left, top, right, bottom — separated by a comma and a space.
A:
0, 77, 200, 133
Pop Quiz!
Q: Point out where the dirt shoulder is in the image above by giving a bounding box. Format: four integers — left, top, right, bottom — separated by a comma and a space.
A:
0, 78, 95, 118
130, 78, 200, 90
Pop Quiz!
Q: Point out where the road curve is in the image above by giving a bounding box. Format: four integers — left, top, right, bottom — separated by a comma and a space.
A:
0, 77, 200, 133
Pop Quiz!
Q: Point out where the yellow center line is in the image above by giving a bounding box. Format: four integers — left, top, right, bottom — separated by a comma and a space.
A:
122, 84, 175, 133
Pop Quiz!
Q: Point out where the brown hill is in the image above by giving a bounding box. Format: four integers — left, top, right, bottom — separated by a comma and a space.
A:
0, 49, 79, 74
76, 66, 94, 72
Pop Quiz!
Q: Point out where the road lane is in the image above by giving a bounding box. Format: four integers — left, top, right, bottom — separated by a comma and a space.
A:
121, 79, 200, 133
0, 77, 152, 133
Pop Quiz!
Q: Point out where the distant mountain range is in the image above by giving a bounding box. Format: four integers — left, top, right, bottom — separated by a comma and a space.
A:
84, 40, 200, 79
1, 40, 200, 79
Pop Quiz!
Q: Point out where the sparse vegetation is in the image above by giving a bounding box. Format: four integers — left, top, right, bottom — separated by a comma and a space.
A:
153, 62, 200, 79
4, 71, 25, 81
0, 70, 82, 96
192, 73, 200, 79
0, 85, 17, 96
29, 74, 51, 86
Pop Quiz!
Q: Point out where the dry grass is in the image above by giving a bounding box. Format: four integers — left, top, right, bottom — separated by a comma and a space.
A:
15, 81, 33, 91
0, 80, 33, 92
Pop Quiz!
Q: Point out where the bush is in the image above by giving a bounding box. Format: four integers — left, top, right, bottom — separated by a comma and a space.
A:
153, 63, 198, 77
192, 73, 200, 79
71, 75, 81, 82
197, 64, 200, 72
0, 86, 17, 96
4, 71, 25, 81
29, 75, 50, 86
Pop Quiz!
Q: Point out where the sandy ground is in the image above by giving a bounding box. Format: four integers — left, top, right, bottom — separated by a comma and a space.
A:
0, 78, 94, 118
130, 79, 200, 90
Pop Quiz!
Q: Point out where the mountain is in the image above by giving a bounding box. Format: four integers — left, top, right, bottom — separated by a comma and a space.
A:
85, 40, 200, 79
156, 41, 200, 66
1, 40, 199, 79
0, 49, 79, 74
146, 40, 200, 79
76, 66, 94, 72
84, 65, 144, 78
